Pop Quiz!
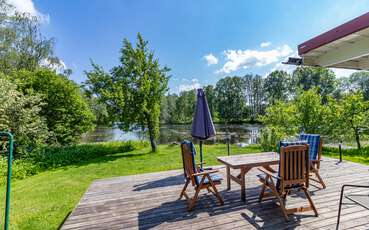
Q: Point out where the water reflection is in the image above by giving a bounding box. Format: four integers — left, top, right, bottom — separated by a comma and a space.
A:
82, 124, 262, 144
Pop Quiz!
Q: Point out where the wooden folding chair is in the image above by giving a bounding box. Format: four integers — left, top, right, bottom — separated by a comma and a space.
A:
258, 144, 318, 221
179, 141, 224, 211
300, 134, 326, 189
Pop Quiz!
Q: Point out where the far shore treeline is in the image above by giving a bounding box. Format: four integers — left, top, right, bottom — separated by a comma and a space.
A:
160, 70, 369, 150
1, 0, 369, 156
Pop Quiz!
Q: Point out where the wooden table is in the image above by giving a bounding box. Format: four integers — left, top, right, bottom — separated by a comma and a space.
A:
217, 152, 279, 202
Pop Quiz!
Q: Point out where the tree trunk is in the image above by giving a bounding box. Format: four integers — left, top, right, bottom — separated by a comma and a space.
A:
148, 124, 157, 152
354, 128, 361, 150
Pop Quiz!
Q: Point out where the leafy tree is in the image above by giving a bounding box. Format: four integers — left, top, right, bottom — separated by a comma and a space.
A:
175, 90, 196, 123
348, 71, 369, 100
294, 89, 327, 134
203, 85, 217, 119
292, 66, 337, 103
0, 1, 65, 73
326, 92, 369, 149
85, 33, 169, 152
259, 100, 297, 137
160, 93, 179, 124
244, 74, 265, 119
160, 95, 170, 124
260, 89, 326, 137
215, 76, 246, 122
85, 95, 111, 126
264, 70, 291, 104
13, 69, 95, 145
0, 75, 48, 155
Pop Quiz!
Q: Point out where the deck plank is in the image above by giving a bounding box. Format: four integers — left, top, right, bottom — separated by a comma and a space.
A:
62, 157, 369, 229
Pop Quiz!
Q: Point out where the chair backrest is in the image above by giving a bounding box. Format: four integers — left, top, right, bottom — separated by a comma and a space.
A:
279, 144, 310, 191
180, 140, 198, 186
299, 134, 322, 161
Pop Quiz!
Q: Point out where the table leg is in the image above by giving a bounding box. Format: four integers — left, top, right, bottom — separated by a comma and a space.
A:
241, 168, 246, 201
240, 167, 251, 202
226, 166, 231, 190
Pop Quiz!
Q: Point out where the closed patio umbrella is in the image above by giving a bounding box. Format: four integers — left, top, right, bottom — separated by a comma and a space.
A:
191, 88, 216, 170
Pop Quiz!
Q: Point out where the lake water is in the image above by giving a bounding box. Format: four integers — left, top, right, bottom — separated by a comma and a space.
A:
82, 124, 262, 144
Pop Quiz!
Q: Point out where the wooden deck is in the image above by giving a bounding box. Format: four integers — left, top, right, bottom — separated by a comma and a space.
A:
62, 157, 369, 229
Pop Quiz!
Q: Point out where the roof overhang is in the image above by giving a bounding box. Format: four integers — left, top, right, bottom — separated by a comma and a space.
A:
297, 12, 369, 70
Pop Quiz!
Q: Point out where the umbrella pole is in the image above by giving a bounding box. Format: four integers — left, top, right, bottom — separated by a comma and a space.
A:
226, 129, 230, 156
227, 139, 230, 156
200, 140, 203, 170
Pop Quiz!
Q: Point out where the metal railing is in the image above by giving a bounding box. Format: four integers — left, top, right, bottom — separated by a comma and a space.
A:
0, 132, 13, 230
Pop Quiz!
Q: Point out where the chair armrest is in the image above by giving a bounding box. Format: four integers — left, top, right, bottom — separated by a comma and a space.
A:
258, 167, 280, 180
196, 162, 206, 165
193, 169, 219, 176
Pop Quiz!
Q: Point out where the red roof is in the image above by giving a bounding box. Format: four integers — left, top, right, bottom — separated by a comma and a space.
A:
298, 12, 369, 55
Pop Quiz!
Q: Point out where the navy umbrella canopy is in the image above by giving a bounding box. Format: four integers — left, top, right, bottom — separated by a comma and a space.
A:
191, 88, 216, 169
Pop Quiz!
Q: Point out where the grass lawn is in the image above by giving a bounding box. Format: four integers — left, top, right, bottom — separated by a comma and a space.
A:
323, 148, 369, 165
0, 143, 261, 230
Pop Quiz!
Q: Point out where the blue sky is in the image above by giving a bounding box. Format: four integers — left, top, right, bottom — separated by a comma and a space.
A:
10, 0, 369, 93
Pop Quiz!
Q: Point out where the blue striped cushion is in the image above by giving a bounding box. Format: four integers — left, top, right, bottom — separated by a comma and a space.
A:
299, 134, 321, 160
181, 140, 197, 177
181, 140, 222, 185
182, 140, 220, 185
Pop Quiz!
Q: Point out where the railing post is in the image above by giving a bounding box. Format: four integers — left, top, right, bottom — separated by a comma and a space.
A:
339, 143, 342, 163
1, 132, 13, 230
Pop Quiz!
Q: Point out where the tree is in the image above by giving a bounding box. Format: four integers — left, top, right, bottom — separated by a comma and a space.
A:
292, 66, 337, 103
85, 33, 169, 152
0, 75, 48, 155
175, 90, 196, 123
294, 89, 327, 134
203, 85, 217, 120
327, 92, 369, 149
259, 100, 297, 137
0, 1, 65, 73
215, 76, 246, 122
264, 70, 291, 104
244, 74, 265, 120
85, 95, 111, 126
348, 71, 369, 100
260, 89, 327, 137
13, 69, 95, 145
160, 93, 179, 124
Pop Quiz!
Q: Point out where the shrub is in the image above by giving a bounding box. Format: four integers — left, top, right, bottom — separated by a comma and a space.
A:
13, 69, 96, 145
0, 76, 48, 156
259, 127, 285, 151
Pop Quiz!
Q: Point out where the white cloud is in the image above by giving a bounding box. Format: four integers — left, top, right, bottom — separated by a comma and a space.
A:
260, 42, 271, 48
7, 0, 49, 23
178, 78, 201, 92
330, 68, 357, 78
203, 53, 218, 66
217, 44, 293, 74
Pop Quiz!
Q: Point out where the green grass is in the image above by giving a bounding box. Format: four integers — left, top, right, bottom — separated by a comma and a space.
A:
0, 143, 261, 230
323, 146, 369, 165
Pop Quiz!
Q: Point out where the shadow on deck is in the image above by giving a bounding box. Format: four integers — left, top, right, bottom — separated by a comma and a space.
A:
62, 157, 369, 230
